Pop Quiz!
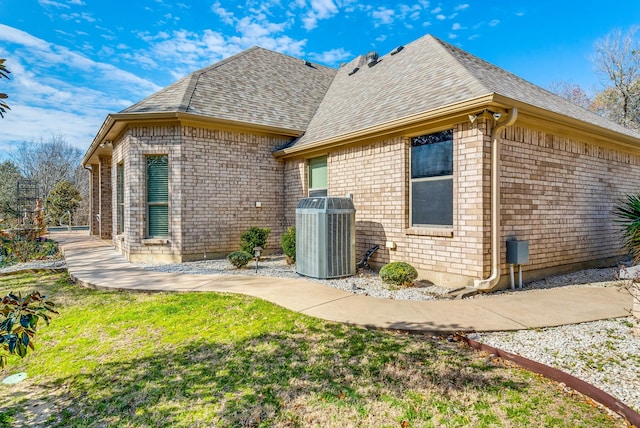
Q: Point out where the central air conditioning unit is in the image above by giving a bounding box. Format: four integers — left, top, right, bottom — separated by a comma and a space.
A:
296, 197, 356, 279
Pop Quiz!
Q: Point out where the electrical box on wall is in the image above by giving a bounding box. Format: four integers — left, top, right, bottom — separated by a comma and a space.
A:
506, 240, 529, 265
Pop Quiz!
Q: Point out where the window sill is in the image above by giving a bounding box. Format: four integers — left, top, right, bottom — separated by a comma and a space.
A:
142, 238, 170, 246
405, 227, 453, 238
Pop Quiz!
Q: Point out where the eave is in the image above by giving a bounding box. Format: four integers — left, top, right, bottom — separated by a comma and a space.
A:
82, 111, 305, 166
273, 93, 640, 159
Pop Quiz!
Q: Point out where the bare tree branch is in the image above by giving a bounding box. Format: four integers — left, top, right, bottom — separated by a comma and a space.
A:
592, 26, 640, 129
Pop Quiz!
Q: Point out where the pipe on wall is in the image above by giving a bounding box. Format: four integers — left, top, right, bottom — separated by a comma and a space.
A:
474, 107, 518, 291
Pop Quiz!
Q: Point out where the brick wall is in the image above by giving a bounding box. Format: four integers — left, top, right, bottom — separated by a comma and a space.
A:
98, 156, 112, 239
283, 159, 305, 227
283, 122, 489, 286
283, 118, 640, 287
113, 125, 183, 262
499, 124, 640, 279
179, 126, 289, 260
111, 124, 290, 262
104, 118, 640, 279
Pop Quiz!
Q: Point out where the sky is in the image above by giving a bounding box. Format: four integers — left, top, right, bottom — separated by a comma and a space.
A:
0, 0, 639, 157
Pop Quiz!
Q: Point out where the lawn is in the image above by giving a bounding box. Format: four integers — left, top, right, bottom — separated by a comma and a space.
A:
0, 271, 624, 427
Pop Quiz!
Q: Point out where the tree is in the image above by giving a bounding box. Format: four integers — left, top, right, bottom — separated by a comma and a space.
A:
592, 26, 640, 130
11, 135, 85, 197
45, 180, 82, 226
0, 161, 22, 219
0, 58, 9, 118
548, 81, 593, 110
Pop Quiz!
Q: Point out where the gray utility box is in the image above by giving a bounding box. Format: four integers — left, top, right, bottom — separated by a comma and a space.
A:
506, 240, 529, 265
296, 197, 356, 279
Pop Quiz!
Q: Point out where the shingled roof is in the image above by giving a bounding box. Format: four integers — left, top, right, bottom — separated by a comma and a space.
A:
285, 34, 640, 151
121, 47, 337, 132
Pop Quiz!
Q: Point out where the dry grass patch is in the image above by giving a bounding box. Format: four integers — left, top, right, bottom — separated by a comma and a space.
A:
0, 271, 625, 427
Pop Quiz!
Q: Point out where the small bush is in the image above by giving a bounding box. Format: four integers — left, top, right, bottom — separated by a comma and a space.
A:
240, 226, 271, 254
0, 237, 58, 267
227, 251, 253, 268
379, 262, 418, 287
281, 226, 296, 262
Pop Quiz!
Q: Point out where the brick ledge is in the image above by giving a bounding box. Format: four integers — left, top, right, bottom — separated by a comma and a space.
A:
405, 227, 454, 238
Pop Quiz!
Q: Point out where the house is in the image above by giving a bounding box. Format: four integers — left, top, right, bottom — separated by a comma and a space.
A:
82, 34, 640, 290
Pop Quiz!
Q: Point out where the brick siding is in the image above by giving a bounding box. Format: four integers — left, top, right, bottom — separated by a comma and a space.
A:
108, 124, 289, 262
284, 118, 640, 287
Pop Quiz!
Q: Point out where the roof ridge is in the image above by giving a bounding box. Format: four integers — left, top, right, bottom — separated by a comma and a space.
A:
179, 47, 262, 111
179, 46, 336, 112
427, 35, 494, 96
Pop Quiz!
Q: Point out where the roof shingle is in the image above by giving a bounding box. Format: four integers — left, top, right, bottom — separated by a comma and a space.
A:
289, 34, 640, 150
121, 47, 337, 132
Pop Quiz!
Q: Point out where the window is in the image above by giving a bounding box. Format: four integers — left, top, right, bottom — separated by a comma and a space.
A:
410, 129, 453, 227
116, 162, 124, 234
146, 155, 169, 238
308, 156, 327, 197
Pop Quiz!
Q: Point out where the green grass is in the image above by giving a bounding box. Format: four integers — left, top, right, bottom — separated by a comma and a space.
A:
0, 271, 625, 427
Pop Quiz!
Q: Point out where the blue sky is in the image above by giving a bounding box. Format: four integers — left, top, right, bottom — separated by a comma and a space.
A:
0, 0, 639, 155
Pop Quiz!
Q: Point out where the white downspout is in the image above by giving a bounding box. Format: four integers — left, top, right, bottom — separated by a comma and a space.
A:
474, 107, 518, 291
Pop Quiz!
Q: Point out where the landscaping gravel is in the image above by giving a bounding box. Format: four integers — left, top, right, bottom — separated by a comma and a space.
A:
472, 317, 640, 413
0, 259, 66, 275
137, 255, 455, 301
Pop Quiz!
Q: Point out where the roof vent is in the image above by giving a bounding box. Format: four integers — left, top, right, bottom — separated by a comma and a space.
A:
366, 51, 379, 67
348, 67, 360, 76
390, 45, 404, 55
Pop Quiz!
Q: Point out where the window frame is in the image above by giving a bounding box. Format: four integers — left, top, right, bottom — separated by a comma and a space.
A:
308, 156, 328, 197
146, 154, 169, 238
409, 129, 454, 228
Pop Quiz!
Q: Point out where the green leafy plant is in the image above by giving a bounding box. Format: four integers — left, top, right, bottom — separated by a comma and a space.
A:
379, 262, 418, 288
0, 290, 57, 368
281, 226, 296, 263
240, 226, 271, 255
0, 236, 58, 267
227, 250, 253, 268
613, 194, 640, 263
45, 180, 82, 226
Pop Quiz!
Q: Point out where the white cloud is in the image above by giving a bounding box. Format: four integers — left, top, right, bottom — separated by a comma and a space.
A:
452, 22, 461, 30
38, 0, 85, 8
372, 7, 395, 26
59, 12, 96, 23
399, 4, 422, 19
211, 2, 234, 25
431, 7, 442, 14
448, 33, 458, 39
0, 24, 160, 151
455, 4, 469, 11
308, 48, 351, 64
302, 0, 339, 30
0, 104, 106, 153
488, 19, 500, 27
436, 14, 446, 20
38, 0, 70, 8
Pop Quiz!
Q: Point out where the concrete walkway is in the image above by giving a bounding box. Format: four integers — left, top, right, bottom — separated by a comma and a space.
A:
52, 231, 633, 333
